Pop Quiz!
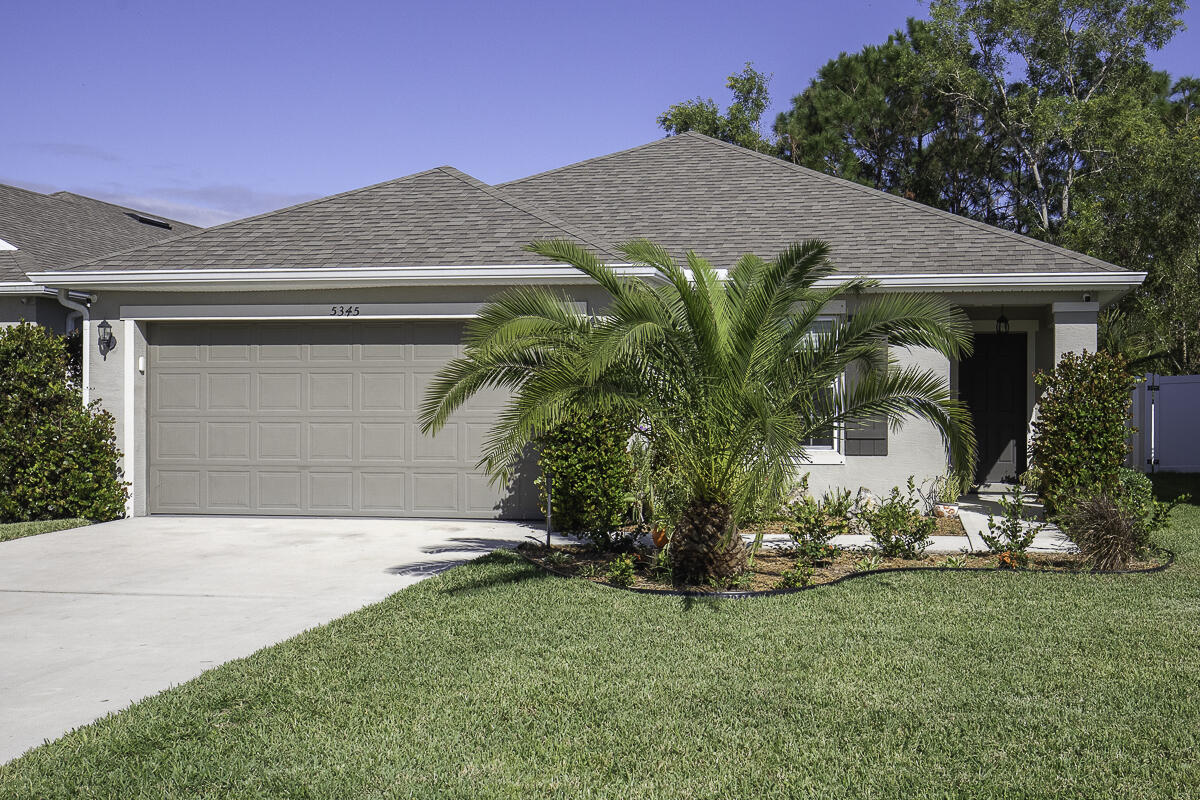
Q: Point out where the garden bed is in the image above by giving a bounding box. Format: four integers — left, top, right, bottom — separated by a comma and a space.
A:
517, 539, 1170, 595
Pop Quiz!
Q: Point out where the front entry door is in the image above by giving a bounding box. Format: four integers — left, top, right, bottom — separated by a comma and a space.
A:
959, 333, 1028, 483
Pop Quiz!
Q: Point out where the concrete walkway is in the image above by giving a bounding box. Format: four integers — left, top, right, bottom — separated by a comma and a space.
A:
751, 488, 1075, 555
958, 490, 1076, 554
0, 516, 541, 764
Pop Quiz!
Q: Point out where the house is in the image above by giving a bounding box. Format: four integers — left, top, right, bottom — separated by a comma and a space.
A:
24, 133, 1144, 519
0, 183, 201, 331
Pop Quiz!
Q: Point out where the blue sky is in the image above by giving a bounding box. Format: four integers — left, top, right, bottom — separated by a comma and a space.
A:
5, 0, 1198, 226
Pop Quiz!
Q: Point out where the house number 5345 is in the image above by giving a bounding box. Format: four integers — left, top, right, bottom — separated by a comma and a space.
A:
329, 305, 361, 317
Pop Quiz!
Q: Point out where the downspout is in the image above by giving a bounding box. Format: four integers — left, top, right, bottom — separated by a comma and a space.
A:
55, 289, 96, 404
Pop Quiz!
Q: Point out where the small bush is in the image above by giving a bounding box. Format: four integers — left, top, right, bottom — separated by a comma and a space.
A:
982, 487, 1042, 567
783, 479, 848, 565
777, 564, 813, 589
1056, 470, 1184, 570
0, 323, 128, 522
536, 407, 633, 549
864, 478, 934, 559
1057, 493, 1148, 570
855, 554, 883, 572
628, 434, 691, 531
604, 554, 637, 587
1031, 351, 1135, 514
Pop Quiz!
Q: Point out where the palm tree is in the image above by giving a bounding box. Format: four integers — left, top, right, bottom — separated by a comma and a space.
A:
419, 238, 975, 585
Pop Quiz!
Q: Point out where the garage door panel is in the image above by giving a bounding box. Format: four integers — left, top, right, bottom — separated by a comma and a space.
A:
259, 422, 302, 460
208, 373, 251, 410
361, 423, 404, 460
361, 373, 404, 409
309, 373, 354, 410
207, 422, 251, 460
208, 471, 251, 510
154, 470, 202, 510
412, 473, 459, 513
155, 373, 201, 411
258, 472, 303, 510
155, 422, 201, 460
259, 373, 303, 410
309, 423, 354, 460
361, 472, 407, 511
413, 422, 458, 462
148, 321, 539, 518
309, 472, 353, 511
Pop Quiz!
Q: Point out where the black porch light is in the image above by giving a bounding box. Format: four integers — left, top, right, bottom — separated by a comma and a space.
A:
995, 308, 1010, 335
97, 319, 114, 352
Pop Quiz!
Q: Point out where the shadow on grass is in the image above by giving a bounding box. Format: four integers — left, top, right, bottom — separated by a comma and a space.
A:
420, 537, 530, 555
1150, 473, 1200, 505
436, 551, 553, 595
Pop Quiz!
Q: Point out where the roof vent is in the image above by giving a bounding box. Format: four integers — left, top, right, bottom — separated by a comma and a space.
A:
126, 212, 172, 230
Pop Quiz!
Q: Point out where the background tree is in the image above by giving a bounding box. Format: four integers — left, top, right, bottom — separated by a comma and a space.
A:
922, 0, 1187, 239
775, 19, 1006, 222
658, 63, 773, 151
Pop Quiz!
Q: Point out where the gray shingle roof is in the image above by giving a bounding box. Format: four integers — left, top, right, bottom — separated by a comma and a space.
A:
500, 132, 1127, 274
64, 167, 622, 271
0, 183, 201, 282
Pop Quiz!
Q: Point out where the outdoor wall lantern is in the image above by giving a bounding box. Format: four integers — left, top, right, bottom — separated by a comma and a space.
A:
995, 308, 1010, 335
97, 319, 115, 357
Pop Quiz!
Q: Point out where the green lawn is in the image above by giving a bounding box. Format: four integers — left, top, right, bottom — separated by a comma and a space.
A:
2, 484, 1199, 799
0, 518, 89, 543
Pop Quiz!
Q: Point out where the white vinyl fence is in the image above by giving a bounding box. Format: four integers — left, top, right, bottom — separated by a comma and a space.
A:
1129, 374, 1200, 473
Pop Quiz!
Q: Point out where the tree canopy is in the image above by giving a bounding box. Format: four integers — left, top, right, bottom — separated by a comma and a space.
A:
657, 0, 1200, 373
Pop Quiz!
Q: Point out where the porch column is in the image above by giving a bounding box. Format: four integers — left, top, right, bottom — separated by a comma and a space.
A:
1050, 301, 1098, 363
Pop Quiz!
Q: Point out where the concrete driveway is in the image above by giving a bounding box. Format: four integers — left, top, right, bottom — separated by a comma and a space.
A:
0, 515, 541, 763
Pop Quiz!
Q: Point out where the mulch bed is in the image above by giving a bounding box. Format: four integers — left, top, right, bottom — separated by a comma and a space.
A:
517, 537, 1169, 595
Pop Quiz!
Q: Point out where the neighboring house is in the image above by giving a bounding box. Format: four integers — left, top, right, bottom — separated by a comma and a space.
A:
24, 133, 1144, 519
0, 183, 200, 331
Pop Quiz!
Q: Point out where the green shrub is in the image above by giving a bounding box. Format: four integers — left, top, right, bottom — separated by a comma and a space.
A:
784, 479, 846, 565
0, 323, 128, 522
1056, 468, 1184, 570
604, 554, 637, 588
628, 435, 690, 530
982, 487, 1043, 567
1031, 351, 1135, 514
864, 478, 934, 559
776, 564, 813, 589
536, 408, 633, 548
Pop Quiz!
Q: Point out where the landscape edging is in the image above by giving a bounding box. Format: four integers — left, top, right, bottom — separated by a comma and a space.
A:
515, 547, 1176, 600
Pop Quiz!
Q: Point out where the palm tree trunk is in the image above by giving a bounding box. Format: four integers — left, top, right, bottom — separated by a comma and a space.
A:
670, 498, 748, 585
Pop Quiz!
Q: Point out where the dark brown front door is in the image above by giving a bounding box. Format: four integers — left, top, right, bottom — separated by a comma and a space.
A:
959, 333, 1027, 483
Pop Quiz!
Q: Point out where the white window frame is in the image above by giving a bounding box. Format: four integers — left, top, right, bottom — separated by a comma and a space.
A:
798, 312, 846, 465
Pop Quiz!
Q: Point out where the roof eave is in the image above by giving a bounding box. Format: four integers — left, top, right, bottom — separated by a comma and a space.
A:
28, 264, 658, 291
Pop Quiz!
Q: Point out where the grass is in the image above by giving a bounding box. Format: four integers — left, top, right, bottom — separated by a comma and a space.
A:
2, 481, 1199, 799
0, 518, 89, 543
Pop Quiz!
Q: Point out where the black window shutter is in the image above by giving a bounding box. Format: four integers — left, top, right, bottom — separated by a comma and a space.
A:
844, 358, 888, 456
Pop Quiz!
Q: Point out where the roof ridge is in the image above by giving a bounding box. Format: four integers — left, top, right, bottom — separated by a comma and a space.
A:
438, 167, 622, 259
497, 134, 689, 188
69, 167, 447, 268
685, 133, 1125, 273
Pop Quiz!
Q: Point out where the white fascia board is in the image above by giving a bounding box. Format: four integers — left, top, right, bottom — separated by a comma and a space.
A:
813, 271, 1146, 291
0, 238, 17, 251
25, 266, 1146, 293
0, 281, 54, 296
28, 263, 658, 291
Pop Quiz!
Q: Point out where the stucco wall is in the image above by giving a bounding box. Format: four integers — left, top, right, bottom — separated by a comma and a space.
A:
804, 345, 952, 500
0, 296, 68, 331
83, 286, 1105, 515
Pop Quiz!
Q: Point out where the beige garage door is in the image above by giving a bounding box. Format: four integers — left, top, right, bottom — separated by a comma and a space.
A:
148, 321, 538, 518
